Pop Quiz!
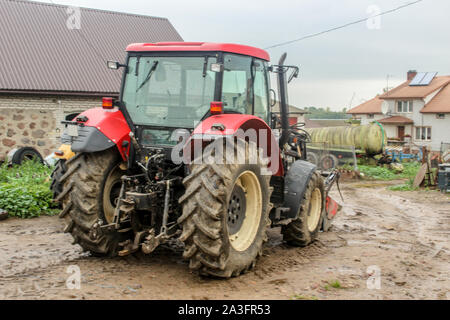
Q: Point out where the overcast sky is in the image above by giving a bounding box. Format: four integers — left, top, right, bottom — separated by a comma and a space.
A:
40, 0, 450, 111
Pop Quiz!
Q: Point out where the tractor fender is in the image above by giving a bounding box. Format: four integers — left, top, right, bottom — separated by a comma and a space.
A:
62, 108, 131, 160
187, 114, 283, 176
283, 160, 318, 219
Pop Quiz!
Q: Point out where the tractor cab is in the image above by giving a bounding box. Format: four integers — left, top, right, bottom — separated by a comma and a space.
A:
109, 42, 295, 148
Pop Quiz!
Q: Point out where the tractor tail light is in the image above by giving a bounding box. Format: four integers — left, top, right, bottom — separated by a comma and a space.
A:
102, 97, 114, 109
210, 101, 223, 115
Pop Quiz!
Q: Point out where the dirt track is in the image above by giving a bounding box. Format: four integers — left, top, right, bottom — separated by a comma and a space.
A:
0, 180, 449, 300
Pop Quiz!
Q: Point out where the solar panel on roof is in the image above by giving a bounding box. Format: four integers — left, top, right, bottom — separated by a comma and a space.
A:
419, 72, 437, 86
409, 72, 427, 86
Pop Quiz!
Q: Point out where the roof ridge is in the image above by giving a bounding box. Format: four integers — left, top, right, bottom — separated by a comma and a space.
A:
379, 80, 408, 98
4, 0, 169, 21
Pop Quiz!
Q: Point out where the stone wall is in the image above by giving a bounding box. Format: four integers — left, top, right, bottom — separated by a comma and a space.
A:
0, 94, 102, 160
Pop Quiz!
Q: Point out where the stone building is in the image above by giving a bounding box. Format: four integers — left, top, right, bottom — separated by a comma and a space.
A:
0, 0, 182, 160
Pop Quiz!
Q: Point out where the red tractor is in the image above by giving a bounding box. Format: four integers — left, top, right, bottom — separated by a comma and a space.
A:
57, 42, 340, 278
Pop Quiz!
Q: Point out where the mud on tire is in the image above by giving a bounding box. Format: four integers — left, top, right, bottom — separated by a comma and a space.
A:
178, 138, 273, 278
58, 149, 126, 256
50, 160, 66, 203
281, 171, 325, 246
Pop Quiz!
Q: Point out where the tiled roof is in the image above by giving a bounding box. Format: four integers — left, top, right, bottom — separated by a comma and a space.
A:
379, 76, 450, 100
378, 116, 414, 124
421, 83, 450, 113
347, 96, 382, 114
0, 0, 182, 95
272, 103, 307, 114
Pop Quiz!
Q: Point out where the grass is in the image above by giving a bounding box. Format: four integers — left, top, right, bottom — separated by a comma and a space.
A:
0, 160, 58, 218
324, 280, 343, 291
388, 178, 418, 191
291, 294, 319, 300
358, 162, 421, 181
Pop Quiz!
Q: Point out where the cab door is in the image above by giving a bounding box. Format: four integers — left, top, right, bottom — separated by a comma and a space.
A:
221, 54, 270, 124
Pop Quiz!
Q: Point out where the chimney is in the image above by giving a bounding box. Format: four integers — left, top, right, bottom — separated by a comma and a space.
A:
407, 70, 417, 81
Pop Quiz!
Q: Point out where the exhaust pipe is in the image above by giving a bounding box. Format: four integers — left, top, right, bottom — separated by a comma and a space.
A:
277, 53, 290, 149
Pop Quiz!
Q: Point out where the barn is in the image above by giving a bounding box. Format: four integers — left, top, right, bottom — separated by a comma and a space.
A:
0, 0, 182, 160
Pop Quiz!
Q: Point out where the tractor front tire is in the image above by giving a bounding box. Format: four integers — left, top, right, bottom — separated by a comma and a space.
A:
51, 160, 66, 203
58, 149, 126, 256
179, 139, 272, 278
282, 171, 325, 246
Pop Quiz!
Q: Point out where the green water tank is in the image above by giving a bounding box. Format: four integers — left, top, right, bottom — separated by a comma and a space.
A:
306, 122, 387, 156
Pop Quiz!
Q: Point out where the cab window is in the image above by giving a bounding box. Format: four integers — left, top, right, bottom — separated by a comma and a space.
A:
253, 59, 269, 122
222, 54, 253, 114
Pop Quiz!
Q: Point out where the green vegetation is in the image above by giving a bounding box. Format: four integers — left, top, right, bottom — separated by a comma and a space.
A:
358, 162, 420, 181
291, 294, 319, 300
388, 178, 418, 191
304, 106, 351, 120
0, 160, 57, 218
324, 280, 343, 291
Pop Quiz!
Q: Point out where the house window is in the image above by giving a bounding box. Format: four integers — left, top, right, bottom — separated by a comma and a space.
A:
415, 127, 431, 141
436, 113, 445, 119
367, 114, 374, 119
397, 101, 413, 113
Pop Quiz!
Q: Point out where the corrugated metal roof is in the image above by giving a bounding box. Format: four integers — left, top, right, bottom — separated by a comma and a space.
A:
0, 0, 183, 95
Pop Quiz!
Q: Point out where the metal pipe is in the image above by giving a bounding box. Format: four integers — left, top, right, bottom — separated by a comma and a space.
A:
277, 53, 290, 149
160, 179, 171, 235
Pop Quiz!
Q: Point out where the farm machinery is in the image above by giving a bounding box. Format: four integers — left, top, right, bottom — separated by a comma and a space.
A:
305, 123, 387, 170
53, 42, 340, 277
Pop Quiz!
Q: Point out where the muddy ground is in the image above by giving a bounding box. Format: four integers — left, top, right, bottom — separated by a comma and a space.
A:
0, 180, 449, 300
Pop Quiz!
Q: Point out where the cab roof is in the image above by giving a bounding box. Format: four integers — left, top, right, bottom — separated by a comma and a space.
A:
126, 42, 270, 61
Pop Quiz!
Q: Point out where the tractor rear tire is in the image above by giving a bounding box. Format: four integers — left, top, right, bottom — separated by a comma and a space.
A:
59, 149, 126, 257
282, 171, 325, 246
179, 138, 272, 278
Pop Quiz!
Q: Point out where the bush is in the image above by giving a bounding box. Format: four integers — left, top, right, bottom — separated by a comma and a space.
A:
0, 160, 57, 218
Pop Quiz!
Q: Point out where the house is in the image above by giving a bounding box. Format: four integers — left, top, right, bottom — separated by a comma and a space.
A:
272, 103, 307, 126
0, 0, 182, 159
347, 70, 450, 152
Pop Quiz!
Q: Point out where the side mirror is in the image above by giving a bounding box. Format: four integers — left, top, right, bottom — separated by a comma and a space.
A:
288, 68, 299, 83
107, 61, 126, 70
210, 63, 224, 73
270, 89, 277, 107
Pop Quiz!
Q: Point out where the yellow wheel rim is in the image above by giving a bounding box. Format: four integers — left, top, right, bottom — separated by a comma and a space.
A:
307, 188, 322, 232
228, 171, 262, 252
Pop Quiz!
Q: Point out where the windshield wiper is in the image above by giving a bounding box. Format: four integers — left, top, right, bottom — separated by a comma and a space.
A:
136, 61, 159, 92
202, 56, 208, 77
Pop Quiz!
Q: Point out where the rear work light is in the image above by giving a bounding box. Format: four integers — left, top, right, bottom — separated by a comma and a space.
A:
210, 101, 223, 115
102, 97, 114, 109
